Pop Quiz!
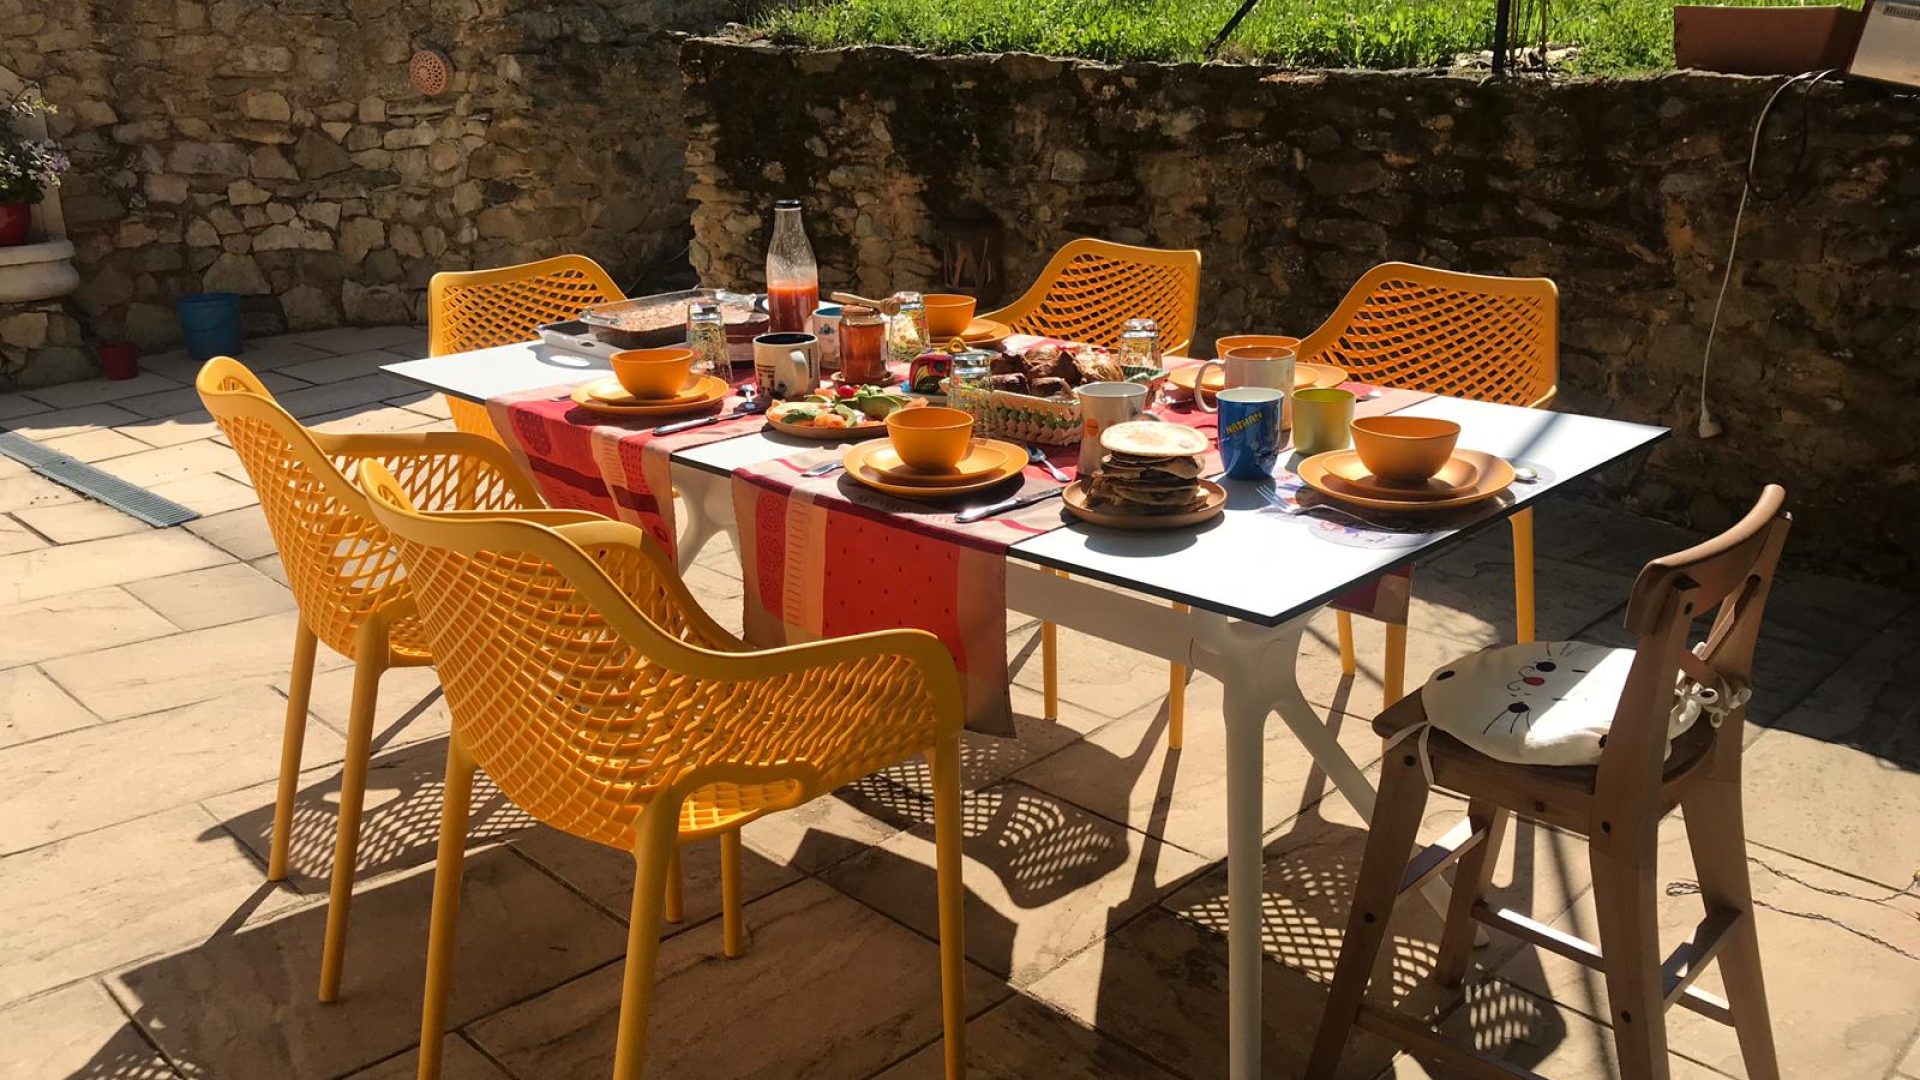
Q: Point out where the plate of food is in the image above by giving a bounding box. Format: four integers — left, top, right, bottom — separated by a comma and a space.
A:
765, 386, 924, 439
1063, 422, 1226, 529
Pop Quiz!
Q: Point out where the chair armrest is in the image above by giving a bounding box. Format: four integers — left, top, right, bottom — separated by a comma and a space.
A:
314, 429, 545, 511
553, 519, 746, 653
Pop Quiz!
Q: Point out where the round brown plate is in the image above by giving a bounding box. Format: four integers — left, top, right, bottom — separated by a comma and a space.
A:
1322, 454, 1481, 501
1062, 478, 1227, 530
1297, 449, 1515, 511
569, 375, 728, 417
765, 405, 889, 441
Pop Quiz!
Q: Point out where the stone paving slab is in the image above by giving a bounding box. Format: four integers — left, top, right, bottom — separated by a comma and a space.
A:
0, 979, 178, 1080
873, 995, 1185, 1080
465, 878, 1010, 1080
0, 665, 98, 750
110, 848, 627, 1080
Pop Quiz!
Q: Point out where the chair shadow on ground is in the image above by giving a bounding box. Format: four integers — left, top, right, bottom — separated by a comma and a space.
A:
66, 641, 1579, 1079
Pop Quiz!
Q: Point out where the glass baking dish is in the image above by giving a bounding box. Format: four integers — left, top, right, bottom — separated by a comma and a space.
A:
577, 289, 766, 350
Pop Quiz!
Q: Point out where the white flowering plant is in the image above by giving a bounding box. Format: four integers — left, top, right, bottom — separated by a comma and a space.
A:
0, 91, 69, 205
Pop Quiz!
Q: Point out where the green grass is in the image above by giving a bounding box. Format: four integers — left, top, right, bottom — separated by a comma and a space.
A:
756, 0, 1859, 75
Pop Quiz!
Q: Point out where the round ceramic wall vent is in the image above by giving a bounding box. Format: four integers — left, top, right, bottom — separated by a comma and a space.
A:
409, 49, 451, 96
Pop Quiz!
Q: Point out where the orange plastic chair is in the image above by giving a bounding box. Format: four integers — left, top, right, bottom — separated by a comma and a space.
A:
1302, 262, 1558, 704
197, 357, 611, 1005
990, 239, 1202, 724
357, 460, 969, 1080
426, 255, 625, 443
982, 237, 1203, 354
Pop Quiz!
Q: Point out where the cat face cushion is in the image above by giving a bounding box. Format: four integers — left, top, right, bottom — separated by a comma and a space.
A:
1419, 640, 1709, 768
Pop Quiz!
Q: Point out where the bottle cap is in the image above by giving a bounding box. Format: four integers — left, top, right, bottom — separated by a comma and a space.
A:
774, 198, 802, 210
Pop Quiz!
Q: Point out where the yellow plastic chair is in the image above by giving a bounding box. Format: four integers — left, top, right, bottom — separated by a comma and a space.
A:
991, 239, 1202, 724
198, 357, 618, 1004
427, 254, 625, 443
1160, 264, 1559, 738
357, 460, 969, 1080
1305, 262, 1557, 701
982, 237, 1203, 354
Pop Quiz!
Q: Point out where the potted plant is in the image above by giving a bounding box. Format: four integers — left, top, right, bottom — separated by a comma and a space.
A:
0, 90, 68, 247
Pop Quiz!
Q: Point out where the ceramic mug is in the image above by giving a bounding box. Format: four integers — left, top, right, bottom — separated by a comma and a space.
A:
1217, 387, 1286, 481
1074, 381, 1154, 474
1292, 387, 1356, 456
753, 331, 820, 400
812, 303, 842, 368
1197, 346, 1296, 430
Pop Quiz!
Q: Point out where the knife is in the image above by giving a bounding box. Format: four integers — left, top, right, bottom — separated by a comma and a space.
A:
654, 398, 762, 436
955, 486, 1065, 524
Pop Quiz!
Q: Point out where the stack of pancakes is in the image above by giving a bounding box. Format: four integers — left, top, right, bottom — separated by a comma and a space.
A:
1084, 422, 1210, 515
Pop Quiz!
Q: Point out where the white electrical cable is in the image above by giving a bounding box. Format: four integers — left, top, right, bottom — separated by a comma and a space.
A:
1696, 69, 1838, 440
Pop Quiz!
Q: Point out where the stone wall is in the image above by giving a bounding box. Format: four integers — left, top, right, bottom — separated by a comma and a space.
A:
682, 42, 1920, 585
0, 0, 742, 371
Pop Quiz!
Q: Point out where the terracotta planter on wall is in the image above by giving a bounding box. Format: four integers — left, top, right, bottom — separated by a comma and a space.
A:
0, 202, 30, 246
1673, 5, 1865, 75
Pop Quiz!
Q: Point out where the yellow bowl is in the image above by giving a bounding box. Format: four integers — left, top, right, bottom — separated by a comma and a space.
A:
1350, 416, 1461, 483
1214, 333, 1301, 358
610, 348, 694, 400
886, 405, 974, 472
923, 294, 978, 339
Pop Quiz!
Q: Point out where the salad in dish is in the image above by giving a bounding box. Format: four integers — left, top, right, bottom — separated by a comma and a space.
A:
767, 385, 925, 429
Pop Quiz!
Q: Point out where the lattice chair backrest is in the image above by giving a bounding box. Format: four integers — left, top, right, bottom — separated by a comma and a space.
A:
985, 238, 1203, 354
426, 255, 624, 357
1600, 485, 1790, 808
361, 461, 955, 847
1296, 263, 1559, 407
197, 358, 409, 658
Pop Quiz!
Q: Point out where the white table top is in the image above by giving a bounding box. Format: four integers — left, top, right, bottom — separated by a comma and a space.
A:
385, 343, 1668, 627
385, 342, 608, 403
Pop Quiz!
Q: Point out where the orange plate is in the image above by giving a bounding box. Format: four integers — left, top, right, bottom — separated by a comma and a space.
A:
569, 374, 728, 417
959, 318, 1012, 348
844, 438, 1026, 498
1297, 449, 1515, 512
1063, 478, 1227, 530
1322, 454, 1481, 501
765, 406, 889, 441
862, 440, 1012, 486
581, 376, 711, 407
1166, 361, 1347, 400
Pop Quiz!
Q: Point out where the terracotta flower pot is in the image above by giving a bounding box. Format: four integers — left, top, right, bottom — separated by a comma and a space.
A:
1673, 5, 1864, 75
0, 203, 30, 247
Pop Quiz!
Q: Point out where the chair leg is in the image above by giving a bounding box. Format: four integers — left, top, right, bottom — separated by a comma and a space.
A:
269, 620, 319, 882
1382, 623, 1408, 708
1336, 610, 1357, 676
318, 631, 386, 1003
1434, 798, 1510, 989
721, 829, 745, 959
1682, 779, 1781, 1080
1588, 838, 1673, 1080
415, 736, 475, 1080
1305, 744, 1434, 1078
1510, 509, 1536, 644
929, 736, 968, 1080
664, 844, 684, 924
610, 800, 680, 1080
1167, 601, 1190, 750
1041, 620, 1059, 721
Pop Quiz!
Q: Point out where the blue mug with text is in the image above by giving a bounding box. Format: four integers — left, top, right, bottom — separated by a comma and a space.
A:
1217, 386, 1286, 481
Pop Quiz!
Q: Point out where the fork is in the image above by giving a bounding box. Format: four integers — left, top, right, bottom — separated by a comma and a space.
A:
1026, 444, 1072, 483
1265, 498, 1413, 532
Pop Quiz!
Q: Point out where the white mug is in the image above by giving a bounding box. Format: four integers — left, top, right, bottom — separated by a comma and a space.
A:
1074, 381, 1153, 474
752, 332, 820, 399
1198, 345, 1295, 429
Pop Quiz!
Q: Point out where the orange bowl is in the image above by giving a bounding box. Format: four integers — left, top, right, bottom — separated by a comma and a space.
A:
610, 347, 694, 400
886, 405, 974, 472
1214, 333, 1301, 358
923, 294, 978, 339
1350, 416, 1461, 483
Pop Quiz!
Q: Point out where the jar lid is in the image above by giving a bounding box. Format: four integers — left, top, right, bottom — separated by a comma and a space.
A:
774, 198, 802, 210
842, 304, 884, 323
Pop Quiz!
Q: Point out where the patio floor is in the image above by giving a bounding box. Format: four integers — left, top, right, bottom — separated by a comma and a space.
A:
1, 331, 1915, 1080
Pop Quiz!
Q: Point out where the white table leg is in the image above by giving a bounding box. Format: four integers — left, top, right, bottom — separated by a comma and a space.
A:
670, 467, 739, 569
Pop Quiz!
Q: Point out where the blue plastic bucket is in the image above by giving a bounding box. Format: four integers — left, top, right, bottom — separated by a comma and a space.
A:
176, 292, 244, 361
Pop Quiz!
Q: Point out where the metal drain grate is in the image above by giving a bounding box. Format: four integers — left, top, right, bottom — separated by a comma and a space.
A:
0, 428, 200, 528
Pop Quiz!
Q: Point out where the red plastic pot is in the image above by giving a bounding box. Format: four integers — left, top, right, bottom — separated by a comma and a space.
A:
99, 341, 139, 381
0, 202, 29, 246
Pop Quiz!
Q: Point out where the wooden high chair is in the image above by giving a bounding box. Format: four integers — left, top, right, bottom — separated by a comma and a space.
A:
1308, 486, 1790, 1080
